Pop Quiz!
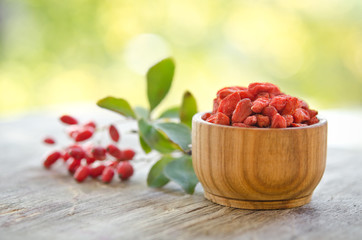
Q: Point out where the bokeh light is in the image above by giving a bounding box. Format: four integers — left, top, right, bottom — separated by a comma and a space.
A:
1, 0, 362, 116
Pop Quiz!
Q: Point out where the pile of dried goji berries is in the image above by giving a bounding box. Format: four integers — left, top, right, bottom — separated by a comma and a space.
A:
202, 82, 319, 128
43, 115, 135, 183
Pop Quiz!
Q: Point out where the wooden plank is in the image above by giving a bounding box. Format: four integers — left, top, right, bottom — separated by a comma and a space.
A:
0, 112, 361, 240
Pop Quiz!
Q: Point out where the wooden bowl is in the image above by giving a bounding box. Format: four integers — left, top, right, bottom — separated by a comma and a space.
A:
192, 112, 327, 210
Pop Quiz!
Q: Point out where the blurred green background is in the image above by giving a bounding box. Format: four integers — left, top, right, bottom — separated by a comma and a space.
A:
1, 0, 362, 116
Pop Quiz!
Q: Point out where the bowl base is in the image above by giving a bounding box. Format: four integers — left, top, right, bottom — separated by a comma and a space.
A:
204, 192, 312, 210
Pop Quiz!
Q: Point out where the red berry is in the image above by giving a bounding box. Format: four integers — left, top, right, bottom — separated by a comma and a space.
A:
201, 113, 212, 121
117, 161, 134, 181
84, 121, 96, 130
89, 165, 106, 178
256, 114, 270, 128
75, 130, 93, 142
293, 108, 310, 123
107, 144, 123, 159
62, 152, 70, 162
251, 98, 269, 113
217, 92, 241, 118
92, 146, 107, 160
68, 146, 85, 160
206, 112, 230, 125
248, 82, 281, 96
67, 158, 81, 174
307, 116, 319, 125
231, 98, 252, 123
43, 151, 61, 169
271, 114, 287, 128
121, 149, 135, 161
238, 90, 255, 101
243, 115, 257, 126
101, 166, 114, 183
107, 161, 118, 168
60, 115, 78, 125
283, 114, 294, 127
67, 126, 81, 139
74, 166, 90, 182
109, 124, 120, 142
86, 156, 96, 165
43, 137, 56, 145
262, 105, 278, 118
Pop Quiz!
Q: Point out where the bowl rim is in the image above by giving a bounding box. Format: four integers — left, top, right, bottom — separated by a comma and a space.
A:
193, 112, 327, 131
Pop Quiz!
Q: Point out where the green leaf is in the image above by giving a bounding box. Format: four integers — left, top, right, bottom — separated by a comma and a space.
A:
139, 135, 152, 154
164, 155, 199, 194
138, 118, 179, 154
97, 97, 136, 118
154, 122, 191, 152
179, 91, 197, 128
134, 106, 149, 120
147, 156, 174, 188
147, 58, 175, 112
158, 106, 180, 119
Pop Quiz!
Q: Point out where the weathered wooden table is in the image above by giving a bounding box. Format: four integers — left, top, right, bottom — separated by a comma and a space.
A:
1, 106, 361, 240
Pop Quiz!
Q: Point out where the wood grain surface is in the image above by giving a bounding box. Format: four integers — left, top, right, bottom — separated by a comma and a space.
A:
192, 113, 327, 209
0, 109, 361, 240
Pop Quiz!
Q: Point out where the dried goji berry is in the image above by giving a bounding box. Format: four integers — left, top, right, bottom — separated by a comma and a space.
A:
212, 98, 219, 114
202, 113, 212, 121
299, 100, 309, 109
262, 105, 278, 118
217, 88, 237, 100
217, 92, 241, 117
231, 98, 252, 123
271, 114, 287, 128
270, 95, 288, 112
307, 109, 318, 118
293, 108, 310, 123
206, 112, 230, 125
256, 92, 270, 99
248, 82, 281, 96
283, 115, 294, 127
238, 90, 255, 100
281, 96, 301, 115
251, 98, 270, 113
243, 115, 257, 126
256, 114, 270, 128
307, 116, 319, 125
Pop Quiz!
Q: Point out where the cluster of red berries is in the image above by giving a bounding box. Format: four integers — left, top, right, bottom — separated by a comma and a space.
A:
202, 83, 319, 128
43, 115, 135, 183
